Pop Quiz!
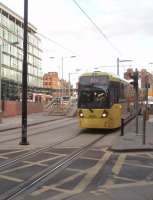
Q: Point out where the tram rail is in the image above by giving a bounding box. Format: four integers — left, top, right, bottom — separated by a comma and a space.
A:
0, 118, 76, 144
0, 134, 105, 200
0, 116, 65, 133
0, 134, 80, 172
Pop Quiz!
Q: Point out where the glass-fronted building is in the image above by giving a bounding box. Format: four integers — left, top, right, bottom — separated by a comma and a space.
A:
0, 2, 43, 88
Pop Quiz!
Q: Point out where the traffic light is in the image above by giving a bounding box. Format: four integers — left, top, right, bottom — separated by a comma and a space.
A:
130, 70, 138, 90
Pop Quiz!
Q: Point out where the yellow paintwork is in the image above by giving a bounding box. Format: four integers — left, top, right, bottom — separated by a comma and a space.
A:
80, 71, 129, 84
78, 71, 135, 129
77, 104, 122, 129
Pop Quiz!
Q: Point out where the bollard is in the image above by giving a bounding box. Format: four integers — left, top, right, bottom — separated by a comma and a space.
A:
121, 118, 124, 136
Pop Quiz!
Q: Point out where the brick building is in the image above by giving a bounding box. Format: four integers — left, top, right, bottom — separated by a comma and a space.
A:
124, 68, 135, 80
124, 68, 153, 98
43, 72, 60, 89
43, 72, 72, 97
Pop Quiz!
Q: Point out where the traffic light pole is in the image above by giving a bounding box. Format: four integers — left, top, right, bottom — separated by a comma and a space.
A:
135, 84, 139, 134
117, 57, 119, 76
135, 70, 139, 134
20, 0, 29, 145
142, 76, 149, 144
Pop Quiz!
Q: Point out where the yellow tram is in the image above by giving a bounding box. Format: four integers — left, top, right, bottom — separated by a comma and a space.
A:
77, 71, 135, 129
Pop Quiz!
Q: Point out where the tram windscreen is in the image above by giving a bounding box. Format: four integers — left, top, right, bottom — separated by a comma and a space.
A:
78, 75, 110, 108
78, 88, 109, 109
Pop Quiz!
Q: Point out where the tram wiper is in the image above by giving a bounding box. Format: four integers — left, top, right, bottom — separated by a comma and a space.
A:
89, 108, 94, 112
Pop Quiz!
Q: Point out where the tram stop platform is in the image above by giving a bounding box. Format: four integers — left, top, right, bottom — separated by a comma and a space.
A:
111, 115, 153, 152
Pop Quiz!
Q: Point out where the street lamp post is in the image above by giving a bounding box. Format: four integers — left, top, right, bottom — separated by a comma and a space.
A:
68, 69, 81, 98
61, 56, 64, 98
61, 56, 76, 99
117, 57, 119, 76
117, 57, 133, 76
50, 56, 76, 98
148, 62, 153, 74
49, 56, 61, 97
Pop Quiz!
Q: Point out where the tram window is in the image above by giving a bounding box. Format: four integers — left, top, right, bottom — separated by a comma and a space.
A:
120, 83, 125, 99
114, 87, 119, 103
109, 82, 119, 104
109, 87, 115, 104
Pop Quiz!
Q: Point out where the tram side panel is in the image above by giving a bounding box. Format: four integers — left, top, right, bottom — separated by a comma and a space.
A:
77, 85, 135, 129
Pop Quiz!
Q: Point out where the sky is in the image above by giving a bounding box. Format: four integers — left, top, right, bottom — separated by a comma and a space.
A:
1, 0, 153, 85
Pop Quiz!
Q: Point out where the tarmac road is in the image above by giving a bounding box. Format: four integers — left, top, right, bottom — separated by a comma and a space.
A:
0, 113, 153, 199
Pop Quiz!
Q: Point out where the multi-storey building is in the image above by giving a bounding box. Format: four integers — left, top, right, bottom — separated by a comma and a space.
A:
43, 72, 60, 89
43, 72, 71, 97
0, 2, 43, 88
124, 68, 153, 99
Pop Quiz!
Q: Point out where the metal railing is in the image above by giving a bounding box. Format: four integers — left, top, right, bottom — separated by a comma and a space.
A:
120, 113, 138, 136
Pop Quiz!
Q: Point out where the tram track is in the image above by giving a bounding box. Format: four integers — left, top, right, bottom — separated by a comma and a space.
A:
0, 134, 105, 200
0, 117, 74, 136
0, 116, 65, 133
0, 118, 77, 144
0, 133, 80, 172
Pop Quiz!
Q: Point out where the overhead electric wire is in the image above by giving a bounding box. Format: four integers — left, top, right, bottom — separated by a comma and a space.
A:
37, 32, 78, 55
72, 0, 122, 56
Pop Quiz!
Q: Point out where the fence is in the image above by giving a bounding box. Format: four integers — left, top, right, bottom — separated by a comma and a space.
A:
120, 113, 138, 136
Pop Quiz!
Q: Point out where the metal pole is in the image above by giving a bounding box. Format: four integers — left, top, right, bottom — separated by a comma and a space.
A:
120, 118, 124, 136
146, 78, 149, 112
135, 69, 139, 134
143, 110, 146, 145
58, 65, 60, 97
68, 73, 71, 98
0, 45, 2, 122
0, 45, 1, 111
117, 57, 119, 76
61, 56, 63, 99
20, 0, 29, 145
142, 76, 148, 145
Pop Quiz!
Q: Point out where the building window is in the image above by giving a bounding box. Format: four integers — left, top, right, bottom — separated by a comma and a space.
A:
3, 29, 8, 40
0, 27, 3, 38
0, 6, 42, 87
2, 15, 8, 28
18, 60, 22, 71
11, 57, 17, 68
3, 54, 10, 66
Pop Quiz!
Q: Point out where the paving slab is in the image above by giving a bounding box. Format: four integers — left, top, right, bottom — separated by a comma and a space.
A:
110, 132, 153, 152
0, 112, 64, 132
65, 182, 153, 200
110, 116, 153, 152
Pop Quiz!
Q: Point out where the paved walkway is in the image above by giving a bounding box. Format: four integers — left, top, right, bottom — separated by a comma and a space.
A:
111, 115, 153, 152
0, 112, 64, 132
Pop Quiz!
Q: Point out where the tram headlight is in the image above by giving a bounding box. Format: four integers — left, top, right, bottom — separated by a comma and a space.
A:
101, 110, 108, 118
79, 110, 84, 118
